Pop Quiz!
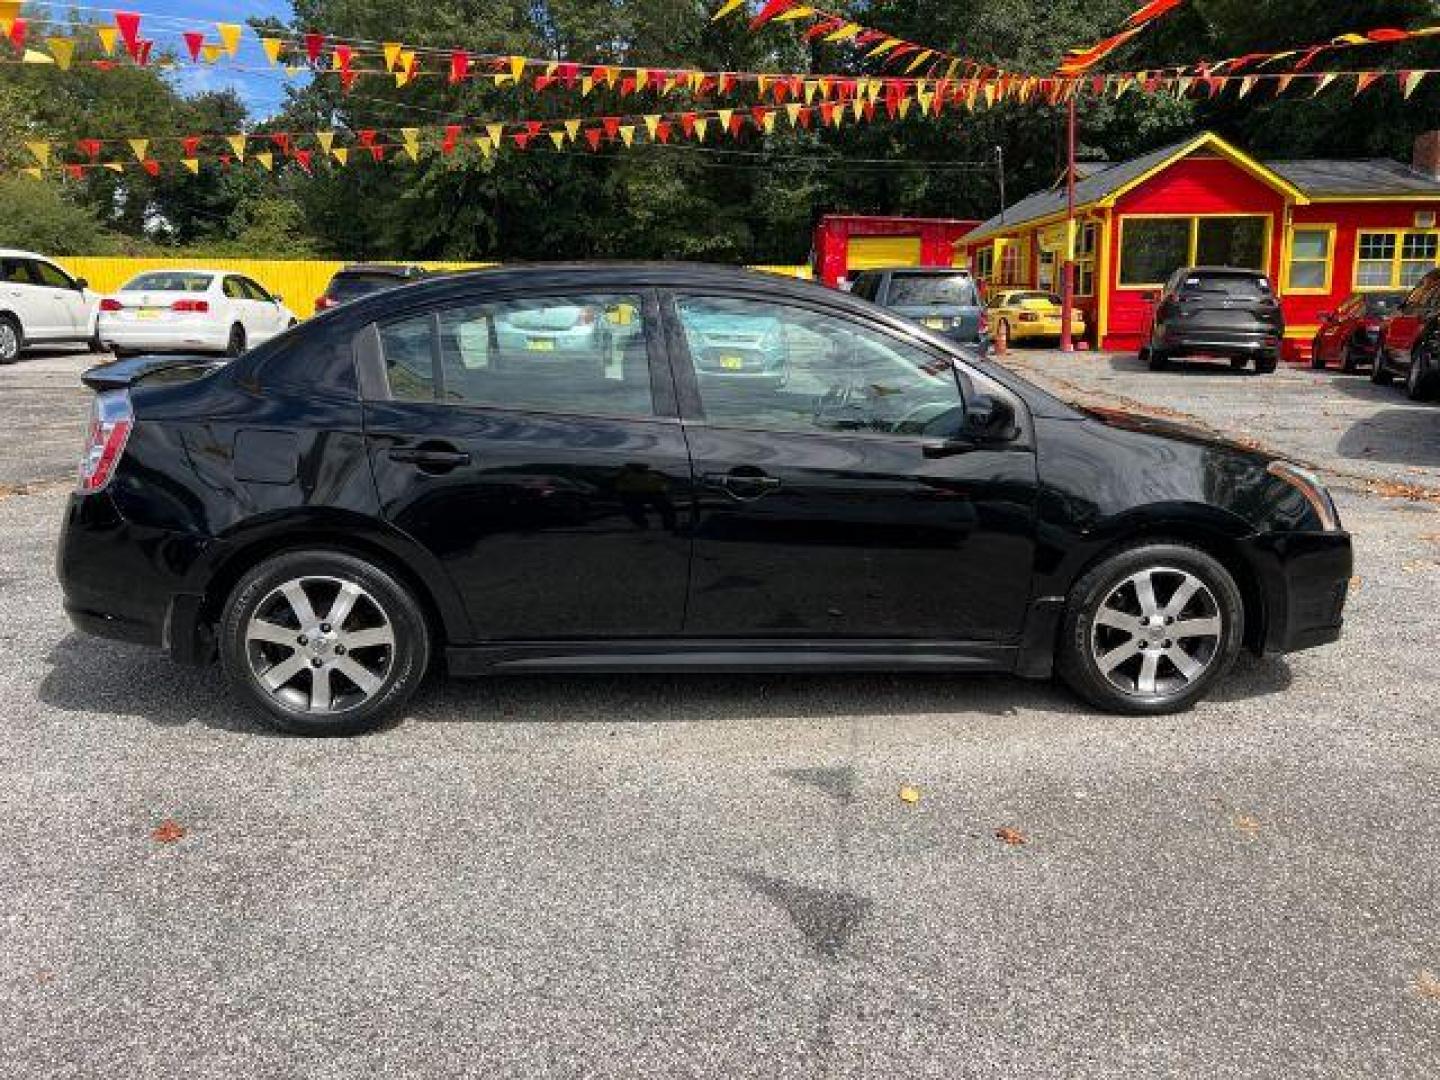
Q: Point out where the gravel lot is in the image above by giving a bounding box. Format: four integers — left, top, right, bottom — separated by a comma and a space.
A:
1, 350, 1437, 1078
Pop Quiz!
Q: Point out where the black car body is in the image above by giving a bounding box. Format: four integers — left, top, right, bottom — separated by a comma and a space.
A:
58, 264, 1351, 735
849, 267, 989, 344
1311, 291, 1405, 372
315, 264, 426, 314
1143, 266, 1285, 372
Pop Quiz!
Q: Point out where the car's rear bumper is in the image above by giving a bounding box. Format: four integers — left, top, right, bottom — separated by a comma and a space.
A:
1239, 530, 1353, 654
1160, 328, 1283, 356
97, 321, 229, 353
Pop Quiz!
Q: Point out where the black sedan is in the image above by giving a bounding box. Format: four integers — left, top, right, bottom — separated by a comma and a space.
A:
58, 264, 1352, 735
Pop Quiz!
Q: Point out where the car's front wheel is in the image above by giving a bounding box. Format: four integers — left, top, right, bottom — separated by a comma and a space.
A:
219, 550, 431, 736
225, 325, 246, 358
0, 314, 22, 364
1371, 347, 1395, 385
1057, 542, 1244, 715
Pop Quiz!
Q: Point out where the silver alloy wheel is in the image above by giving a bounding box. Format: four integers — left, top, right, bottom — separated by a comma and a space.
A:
1089, 566, 1223, 698
244, 575, 396, 715
0, 321, 18, 361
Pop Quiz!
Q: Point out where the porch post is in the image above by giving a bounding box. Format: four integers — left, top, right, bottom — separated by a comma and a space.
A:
1060, 94, 1078, 353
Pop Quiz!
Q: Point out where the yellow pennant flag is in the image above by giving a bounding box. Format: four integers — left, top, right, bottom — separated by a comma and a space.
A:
711, 0, 745, 20
202, 44, 222, 64
757, 75, 772, 97
25, 141, 50, 166
1313, 72, 1338, 96
216, 23, 242, 56
581, 74, 594, 96
549, 130, 566, 150
643, 115, 661, 139
474, 137, 493, 159
486, 123, 505, 147
774, 5, 815, 19
804, 80, 819, 104
332, 146, 349, 165
693, 117, 710, 141
182, 158, 200, 174
897, 95, 914, 118
634, 67, 648, 88
254, 151, 274, 171
227, 134, 247, 160
314, 131, 334, 154
401, 128, 420, 160
562, 119, 580, 141
717, 109, 734, 132
22, 49, 55, 65
905, 50, 935, 75
96, 26, 117, 55
825, 22, 862, 43
1404, 70, 1428, 99
866, 38, 903, 60
104, 162, 124, 173
761, 111, 777, 134
849, 96, 863, 119
916, 86, 934, 112
260, 37, 283, 65
1238, 76, 1257, 98
509, 55, 526, 82
830, 104, 844, 128
382, 42, 402, 71
784, 103, 802, 126
399, 49, 416, 72
128, 139, 149, 161
619, 125, 636, 148
604, 65, 619, 88
22, 166, 42, 179
47, 37, 75, 70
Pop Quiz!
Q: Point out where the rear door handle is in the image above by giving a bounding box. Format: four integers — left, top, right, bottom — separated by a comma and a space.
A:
703, 470, 782, 501
388, 445, 472, 472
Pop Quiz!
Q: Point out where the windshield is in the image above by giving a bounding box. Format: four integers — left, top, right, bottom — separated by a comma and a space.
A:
887, 274, 980, 307
1011, 292, 1063, 306
1364, 293, 1405, 316
1179, 273, 1271, 298
122, 272, 213, 293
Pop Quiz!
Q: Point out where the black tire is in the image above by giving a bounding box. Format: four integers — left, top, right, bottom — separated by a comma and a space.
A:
1057, 541, 1244, 716
1340, 340, 1364, 374
1254, 354, 1278, 374
1405, 348, 1436, 402
219, 550, 431, 736
1231, 356, 1251, 372
225, 324, 246, 358
1309, 337, 1326, 370
1371, 348, 1395, 385
1147, 347, 1169, 371
0, 314, 22, 365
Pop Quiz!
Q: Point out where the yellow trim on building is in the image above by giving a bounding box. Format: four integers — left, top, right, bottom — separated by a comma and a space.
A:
1114, 212, 1273, 289
1281, 222, 1337, 296
1096, 131, 1309, 208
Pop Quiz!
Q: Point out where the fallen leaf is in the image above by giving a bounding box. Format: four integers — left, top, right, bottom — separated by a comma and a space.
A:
1349, 575, 1363, 591
994, 826, 1026, 846
1420, 533, 1440, 544
1233, 814, 1262, 835
151, 820, 186, 844
1418, 969, 1440, 999
898, 785, 921, 805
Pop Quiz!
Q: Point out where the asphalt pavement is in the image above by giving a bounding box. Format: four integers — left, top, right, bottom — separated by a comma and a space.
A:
1, 349, 1437, 1078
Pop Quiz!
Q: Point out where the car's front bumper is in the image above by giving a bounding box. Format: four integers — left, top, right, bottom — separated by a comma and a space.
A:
1240, 530, 1353, 654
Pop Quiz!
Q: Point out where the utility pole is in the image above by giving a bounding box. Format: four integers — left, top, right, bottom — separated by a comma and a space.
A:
1060, 94, 1077, 354
996, 144, 1006, 223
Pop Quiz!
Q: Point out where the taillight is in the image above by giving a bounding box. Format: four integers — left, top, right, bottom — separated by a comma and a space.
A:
172, 299, 209, 313
99, 298, 122, 312
978, 310, 990, 333
315, 295, 337, 313
79, 390, 133, 493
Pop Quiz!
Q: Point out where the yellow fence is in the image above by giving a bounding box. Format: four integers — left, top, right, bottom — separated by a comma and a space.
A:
63, 258, 812, 316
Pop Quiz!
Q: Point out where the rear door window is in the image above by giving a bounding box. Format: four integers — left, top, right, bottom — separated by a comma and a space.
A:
885, 274, 980, 307
376, 294, 655, 418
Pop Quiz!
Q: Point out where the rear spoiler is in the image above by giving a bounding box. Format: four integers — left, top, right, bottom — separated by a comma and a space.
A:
81, 355, 225, 393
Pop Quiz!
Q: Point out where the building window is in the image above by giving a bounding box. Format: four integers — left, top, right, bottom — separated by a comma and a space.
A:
1038, 249, 1057, 291
1076, 222, 1098, 297
1286, 226, 1333, 293
1118, 215, 1268, 288
974, 245, 994, 282
997, 237, 1029, 285
1355, 230, 1440, 289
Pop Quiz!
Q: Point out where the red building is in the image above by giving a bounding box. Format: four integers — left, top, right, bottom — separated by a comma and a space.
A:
811, 214, 980, 288
956, 131, 1440, 360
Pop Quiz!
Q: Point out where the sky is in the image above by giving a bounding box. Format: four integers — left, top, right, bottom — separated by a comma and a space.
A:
120, 0, 300, 118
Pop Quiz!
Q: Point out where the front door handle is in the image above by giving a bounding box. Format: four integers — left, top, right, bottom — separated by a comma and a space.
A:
388, 444, 472, 473
703, 470, 782, 502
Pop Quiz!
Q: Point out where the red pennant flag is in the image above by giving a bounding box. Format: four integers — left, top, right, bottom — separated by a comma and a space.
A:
114, 12, 141, 53
512, 131, 535, 150
772, 81, 789, 103
806, 19, 843, 41
620, 76, 636, 97
862, 100, 877, 122
334, 45, 353, 70
219, 154, 233, 168
339, 68, 357, 92
78, 139, 102, 160
1365, 28, 1411, 42
1355, 71, 1382, 95
66, 164, 84, 181
557, 62, 579, 88
696, 75, 716, 96
750, 0, 799, 30
602, 116, 621, 139
304, 32, 324, 64
534, 75, 557, 91
182, 31, 204, 62
819, 102, 837, 125
134, 40, 153, 66
441, 125, 461, 154
727, 112, 746, 137
366, 144, 385, 163
525, 121, 543, 138
649, 69, 666, 91
181, 136, 201, 157
750, 106, 771, 128
719, 73, 736, 95
680, 113, 697, 138
141, 159, 160, 177
8, 17, 26, 49
294, 149, 313, 175
450, 50, 469, 84
655, 120, 673, 144
796, 107, 813, 129
358, 130, 377, 147
585, 127, 603, 151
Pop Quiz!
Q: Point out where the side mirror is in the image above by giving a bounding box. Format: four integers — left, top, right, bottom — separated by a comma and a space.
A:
74, 278, 89, 291
272, 294, 283, 304
962, 393, 1019, 444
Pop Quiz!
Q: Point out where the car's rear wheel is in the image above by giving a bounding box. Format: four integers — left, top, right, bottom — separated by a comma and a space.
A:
0, 315, 22, 364
1254, 354, 1278, 374
1309, 337, 1326, 370
1057, 542, 1243, 715
219, 551, 430, 736
1146, 347, 1169, 371
1371, 348, 1395, 385
225, 325, 246, 358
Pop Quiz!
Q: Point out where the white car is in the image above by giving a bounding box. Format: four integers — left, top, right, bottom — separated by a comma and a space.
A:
0, 249, 99, 364
98, 269, 297, 359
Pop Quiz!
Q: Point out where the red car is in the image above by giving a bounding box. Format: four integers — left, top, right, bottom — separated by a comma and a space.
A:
1373, 268, 1440, 400
1311, 291, 1404, 373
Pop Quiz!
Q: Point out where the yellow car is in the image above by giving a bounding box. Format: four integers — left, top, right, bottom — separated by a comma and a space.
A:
989, 290, 1086, 344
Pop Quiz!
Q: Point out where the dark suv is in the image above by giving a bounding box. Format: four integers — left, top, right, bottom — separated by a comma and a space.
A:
849, 267, 988, 344
1142, 266, 1285, 372
315, 264, 426, 314
58, 264, 1351, 735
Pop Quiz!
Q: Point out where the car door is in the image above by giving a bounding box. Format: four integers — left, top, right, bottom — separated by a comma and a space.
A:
32, 258, 91, 339
2, 257, 64, 339
664, 291, 1039, 641
242, 277, 288, 341
360, 288, 693, 639
220, 276, 255, 339
1315, 297, 1348, 365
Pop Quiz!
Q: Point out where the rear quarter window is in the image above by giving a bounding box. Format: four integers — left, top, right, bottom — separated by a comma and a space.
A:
251, 327, 358, 398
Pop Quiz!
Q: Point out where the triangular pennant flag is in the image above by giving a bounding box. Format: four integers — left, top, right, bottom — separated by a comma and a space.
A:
181, 136, 201, 157
1402, 70, 1428, 99
680, 113, 697, 138
332, 146, 349, 165
254, 151, 274, 171
643, 115, 660, 139
450, 50, 469, 84
442, 124, 461, 154
1238, 75, 1257, 98
294, 149, 313, 175
509, 55, 526, 82
693, 117, 709, 141
564, 119, 581, 141
127, 139, 149, 161
717, 108, 734, 131
227, 134, 247, 160
401, 128, 420, 161
46, 36, 74, 70
65, 164, 83, 181
216, 22, 242, 55
382, 42, 401, 71
549, 130, 566, 150
304, 32, 323, 63
77, 139, 101, 160
261, 37, 283, 65
21, 48, 53, 65
1355, 71, 1381, 96
182, 30, 204, 61
96, 26, 117, 54
1276, 74, 1295, 95
114, 12, 140, 53
104, 161, 124, 173
711, 0, 745, 19
1313, 72, 1338, 96
22, 166, 42, 179
314, 130, 334, 154
141, 159, 160, 178
486, 123, 504, 147
584, 127, 602, 151
785, 102, 802, 126
24, 141, 49, 166
619, 125, 635, 147
656, 120, 673, 143
182, 158, 200, 174
202, 44, 222, 64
